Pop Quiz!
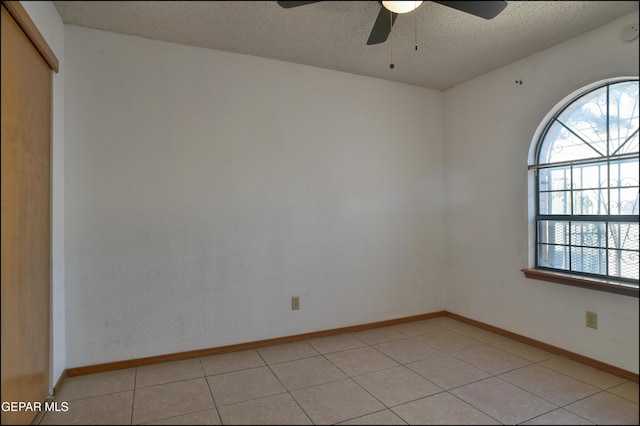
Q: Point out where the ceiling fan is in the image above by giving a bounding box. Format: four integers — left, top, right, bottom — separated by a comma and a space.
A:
277, 1, 508, 45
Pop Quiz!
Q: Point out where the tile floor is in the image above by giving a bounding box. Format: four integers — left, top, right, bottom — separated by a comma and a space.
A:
40, 317, 639, 425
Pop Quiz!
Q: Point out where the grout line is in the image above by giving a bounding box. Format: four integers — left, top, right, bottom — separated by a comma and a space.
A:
338, 407, 404, 425
133, 375, 209, 390
199, 357, 223, 425
203, 364, 267, 378
53, 388, 135, 403
130, 367, 137, 425
260, 341, 322, 363
445, 390, 504, 424
254, 349, 315, 425
533, 360, 629, 391
139, 408, 220, 425
521, 408, 591, 425
285, 390, 315, 425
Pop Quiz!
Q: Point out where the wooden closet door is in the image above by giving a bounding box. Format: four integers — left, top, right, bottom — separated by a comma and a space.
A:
1, 5, 52, 425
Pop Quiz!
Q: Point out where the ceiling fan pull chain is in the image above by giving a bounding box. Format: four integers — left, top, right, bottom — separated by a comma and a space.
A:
389, 10, 395, 69
414, 5, 418, 51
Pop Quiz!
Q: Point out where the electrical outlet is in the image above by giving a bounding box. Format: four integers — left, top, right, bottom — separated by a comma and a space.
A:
586, 311, 598, 329
291, 296, 300, 311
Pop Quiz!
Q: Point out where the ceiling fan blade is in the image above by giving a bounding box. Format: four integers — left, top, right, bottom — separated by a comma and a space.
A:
367, 6, 398, 45
432, 1, 507, 20
277, 1, 323, 8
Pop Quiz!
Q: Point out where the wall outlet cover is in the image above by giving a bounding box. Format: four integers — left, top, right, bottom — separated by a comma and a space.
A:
586, 311, 598, 329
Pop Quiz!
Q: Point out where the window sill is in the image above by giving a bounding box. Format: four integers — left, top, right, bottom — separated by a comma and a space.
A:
522, 269, 639, 298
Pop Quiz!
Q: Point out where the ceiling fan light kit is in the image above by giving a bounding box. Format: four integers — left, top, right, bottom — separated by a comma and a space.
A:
382, 1, 423, 14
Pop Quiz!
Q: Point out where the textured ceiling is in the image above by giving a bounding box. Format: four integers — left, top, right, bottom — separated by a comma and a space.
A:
54, 1, 639, 90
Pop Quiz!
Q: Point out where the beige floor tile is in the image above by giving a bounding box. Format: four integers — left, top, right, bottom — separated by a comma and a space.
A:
142, 409, 221, 425
453, 344, 531, 375
392, 392, 501, 425
406, 356, 490, 390
423, 317, 467, 329
199, 349, 264, 376
325, 346, 398, 377
338, 409, 407, 425
415, 330, 483, 353
490, 339, 555, 362
373, 337, 447, 364
353, 366, 443, 407
206, 366, 286, 406
607, 381, 639, 403
521, 408, 595, 425
269, 355, 347, 391
451, 377, 557, 425
256, 341, 319, 364
540, 357, 627, 389
391, 320, 444, 337
291, 379, 384, 424
500, 364, 600, 406
217, 392, 312, 425
565, 391, 640, 425
352, 326, 407, 345
136, 358, 204, 388
55, 368, 136, 401
40, 391, 133, 425
306, 334, 367, 354
56, 368, 136, 401
451, 325, 506, 343
132, 377, 214, 424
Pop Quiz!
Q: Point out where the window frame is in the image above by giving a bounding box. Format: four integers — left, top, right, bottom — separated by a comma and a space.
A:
525, 78, 639, 297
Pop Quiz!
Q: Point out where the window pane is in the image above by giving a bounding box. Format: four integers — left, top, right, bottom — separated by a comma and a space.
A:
571, 222, 606, 248
538, 121, 603, 164
539, 167, 571, 192
608, 223, 639, 251
608, 223, 639, 280
613, 132, 639, 156
539, 190, 570, 215
608, 249, 640, 280
538, 244, 569, 270
609, 81, 639, 155
571, 247, 606, 275
572, 162, 607, 190
556, 86, 609, 156
610, 187, 639, 215
609, 158, 639, 187
538, 220, 569, 245
573, 189, 607, 215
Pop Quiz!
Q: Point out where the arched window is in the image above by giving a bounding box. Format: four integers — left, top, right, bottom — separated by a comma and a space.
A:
530, 78, 639, 291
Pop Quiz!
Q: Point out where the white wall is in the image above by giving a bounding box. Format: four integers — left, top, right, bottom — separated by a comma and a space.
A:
19, 1, 65, 393
444, 12, 639, 373
63, 26, 446, 367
